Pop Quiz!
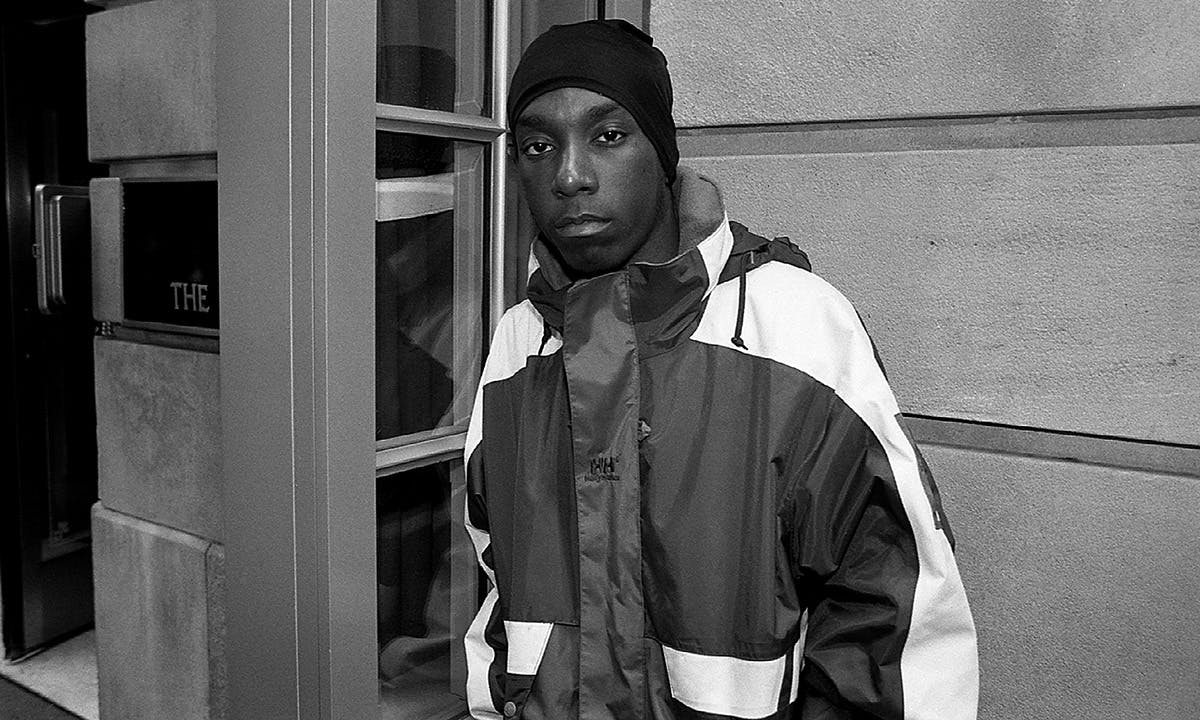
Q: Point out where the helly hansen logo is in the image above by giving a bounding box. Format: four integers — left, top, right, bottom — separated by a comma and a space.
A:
587, 455, 620, 482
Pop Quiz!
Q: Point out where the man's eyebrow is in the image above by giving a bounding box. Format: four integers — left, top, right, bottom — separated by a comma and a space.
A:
514, 112, 552, 132
582, 99, 626, 124
514, 99, 629, 132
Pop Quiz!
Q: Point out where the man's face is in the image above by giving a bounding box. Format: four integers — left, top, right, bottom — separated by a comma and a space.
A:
513, 87, 674, 277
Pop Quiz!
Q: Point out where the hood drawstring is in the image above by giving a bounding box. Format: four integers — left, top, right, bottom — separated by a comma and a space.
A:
731, 249, 753, 350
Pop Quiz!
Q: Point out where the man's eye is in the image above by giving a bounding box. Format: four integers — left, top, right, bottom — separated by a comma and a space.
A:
522, 141, 553, 157
597, 130, 626, 144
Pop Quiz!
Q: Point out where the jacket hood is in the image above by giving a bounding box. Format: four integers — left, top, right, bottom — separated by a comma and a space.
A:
526, 166, 730, 291
526, 167, 731, 337
525, 166, 810, 352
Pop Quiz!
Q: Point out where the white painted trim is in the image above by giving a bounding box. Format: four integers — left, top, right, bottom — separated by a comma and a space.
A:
375, 103, 504, 135
375, 431, 466, 475
488, 0, 510, 335
375, 174, 455, 221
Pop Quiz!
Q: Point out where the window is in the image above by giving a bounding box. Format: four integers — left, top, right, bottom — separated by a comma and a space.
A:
375, 133, 485, 445
377, 460, 475, 719
373, 2, 505, 717
373, 128, 489, 718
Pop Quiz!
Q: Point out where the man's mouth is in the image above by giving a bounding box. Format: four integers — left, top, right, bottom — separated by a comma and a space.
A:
555, 214, 611, 237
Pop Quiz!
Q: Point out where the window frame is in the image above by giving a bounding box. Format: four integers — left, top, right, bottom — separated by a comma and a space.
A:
219, 2, 643, 718
373, 2, 510, 476
371, 11, 513, 707
219, 1, 510, 718
219, 0, 381, 714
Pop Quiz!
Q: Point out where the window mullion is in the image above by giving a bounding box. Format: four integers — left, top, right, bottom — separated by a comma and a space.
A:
375, 104, 504, 141
375, 432, 466, 476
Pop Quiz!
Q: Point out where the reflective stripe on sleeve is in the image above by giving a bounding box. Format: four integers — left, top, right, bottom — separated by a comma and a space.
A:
465, 588, 501, 720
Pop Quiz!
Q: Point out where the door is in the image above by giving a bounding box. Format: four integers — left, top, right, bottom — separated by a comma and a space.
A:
0, 3, 103, 658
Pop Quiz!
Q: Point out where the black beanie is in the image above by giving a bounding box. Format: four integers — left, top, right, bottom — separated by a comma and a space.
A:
507, 19, 679, 184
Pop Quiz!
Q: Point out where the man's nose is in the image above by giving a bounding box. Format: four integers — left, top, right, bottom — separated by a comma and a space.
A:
552, 143, 596, 197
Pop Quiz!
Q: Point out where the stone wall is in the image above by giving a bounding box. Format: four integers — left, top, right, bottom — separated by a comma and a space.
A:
86, 1, 224, 718
654, 1, 1200, 718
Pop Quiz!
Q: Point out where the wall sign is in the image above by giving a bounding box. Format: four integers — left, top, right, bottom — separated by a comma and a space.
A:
122, 180, 218, 334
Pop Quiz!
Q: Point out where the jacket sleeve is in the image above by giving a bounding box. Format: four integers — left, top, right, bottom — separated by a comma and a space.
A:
789, 319, 978, 720
463, 345, 508, 719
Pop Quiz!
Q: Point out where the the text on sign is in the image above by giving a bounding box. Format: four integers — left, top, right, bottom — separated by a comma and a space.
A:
171, 282, 210, 313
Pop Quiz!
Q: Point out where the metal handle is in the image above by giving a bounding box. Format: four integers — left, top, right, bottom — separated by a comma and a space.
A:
33, 184, 90, 314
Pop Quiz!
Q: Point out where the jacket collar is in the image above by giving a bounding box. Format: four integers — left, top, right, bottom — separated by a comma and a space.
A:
526, 167, 732, 341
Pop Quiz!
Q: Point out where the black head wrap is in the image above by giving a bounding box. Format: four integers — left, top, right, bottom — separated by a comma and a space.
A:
507, 19, 678, 184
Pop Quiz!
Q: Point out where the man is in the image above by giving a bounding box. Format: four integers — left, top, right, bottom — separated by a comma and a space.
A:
464, 19, 978, 720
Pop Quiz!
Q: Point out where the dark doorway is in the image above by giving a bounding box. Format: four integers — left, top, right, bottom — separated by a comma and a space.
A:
1, 1, 103, 658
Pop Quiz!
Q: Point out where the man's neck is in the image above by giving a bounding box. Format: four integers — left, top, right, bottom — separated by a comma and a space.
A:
624, 189, 679, 268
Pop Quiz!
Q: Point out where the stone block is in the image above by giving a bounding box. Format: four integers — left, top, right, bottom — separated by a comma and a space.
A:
92, 505, 225, 720
683, 141, 1200, 445
925, 444, 1200, 720
86, 0, 215, 160
94, 338, 223, 540
652, 0, 1200, 126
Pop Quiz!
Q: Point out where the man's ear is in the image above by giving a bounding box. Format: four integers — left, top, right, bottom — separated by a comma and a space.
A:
506, 139, 518, 166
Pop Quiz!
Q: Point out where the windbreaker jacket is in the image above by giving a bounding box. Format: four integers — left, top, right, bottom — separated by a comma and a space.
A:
464, 171, 978, 720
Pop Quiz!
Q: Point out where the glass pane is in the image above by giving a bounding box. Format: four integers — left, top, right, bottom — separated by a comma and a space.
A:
376, 132, 485, 442
378, 460, 477, 719
521, 0, 597, 44
377, 0, 491, 115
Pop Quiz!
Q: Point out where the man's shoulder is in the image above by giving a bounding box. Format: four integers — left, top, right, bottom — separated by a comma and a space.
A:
698, 230, 876, 391
716, 220, 859, 325
479, 300, 561, 384
496, 298, 542, 328
494, 298, 562, 351
717, 263, 865, 352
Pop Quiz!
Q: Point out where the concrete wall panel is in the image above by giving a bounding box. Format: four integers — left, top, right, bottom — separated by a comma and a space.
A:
205, 543, 227, 720
925, 444, 1200, 720
92, 506, 224, 720
86, 0, 215, 160
94, 338, 223, 540
683, 141, 1200, 445
652, 1, 1200, 126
